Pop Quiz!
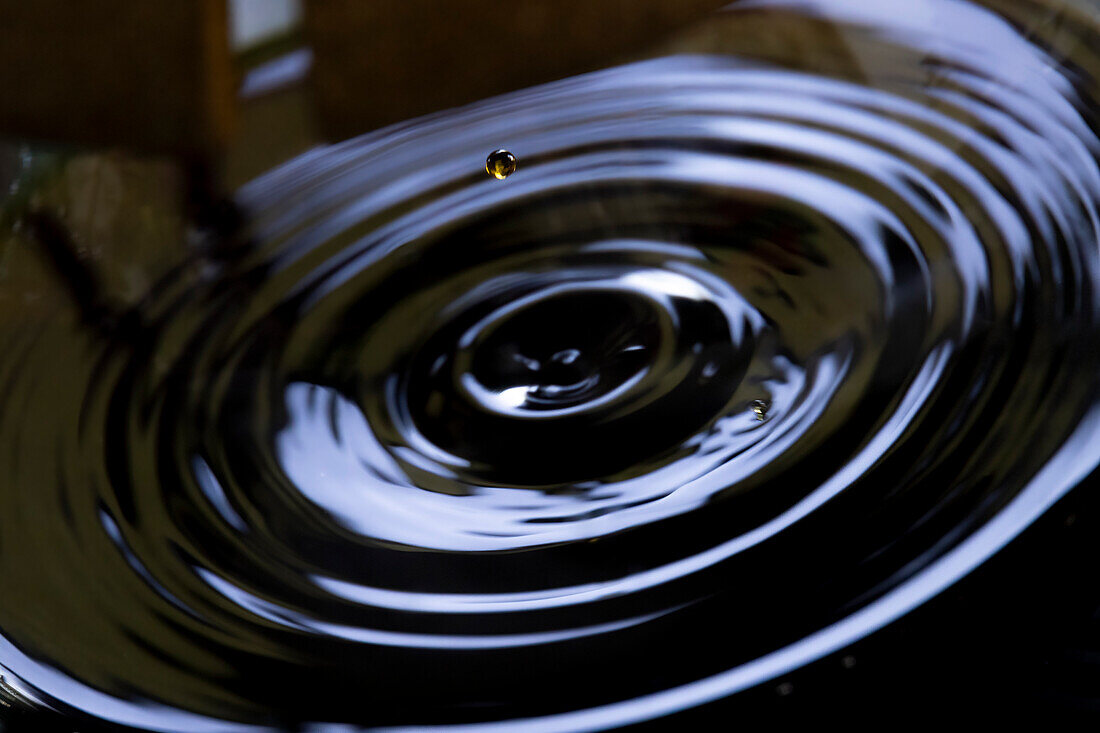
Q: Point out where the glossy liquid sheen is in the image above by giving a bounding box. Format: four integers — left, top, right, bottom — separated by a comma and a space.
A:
2, 0, 1100, 729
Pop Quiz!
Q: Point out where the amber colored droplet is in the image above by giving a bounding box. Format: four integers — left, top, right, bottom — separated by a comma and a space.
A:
752, 399, 769, 421
486, 149, 517, 179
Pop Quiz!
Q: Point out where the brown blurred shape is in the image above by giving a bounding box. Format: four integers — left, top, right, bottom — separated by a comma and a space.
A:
305, 0, 726, 139
0, 1, 727, 156
0, 1, 235, 154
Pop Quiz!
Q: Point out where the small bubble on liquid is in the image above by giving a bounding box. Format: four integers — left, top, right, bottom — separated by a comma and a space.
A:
752, 399, 769, 421
486, 149, 517, 179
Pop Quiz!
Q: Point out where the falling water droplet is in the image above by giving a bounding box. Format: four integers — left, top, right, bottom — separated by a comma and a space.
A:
486, 149, 517, 179
752, 399, 769, 421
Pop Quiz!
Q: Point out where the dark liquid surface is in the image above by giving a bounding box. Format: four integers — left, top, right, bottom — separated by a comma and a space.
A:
3, 0, 1100, 729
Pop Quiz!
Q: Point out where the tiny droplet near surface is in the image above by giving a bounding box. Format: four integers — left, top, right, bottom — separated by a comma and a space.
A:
752, 399, 769, 421
486, 149, 517, 180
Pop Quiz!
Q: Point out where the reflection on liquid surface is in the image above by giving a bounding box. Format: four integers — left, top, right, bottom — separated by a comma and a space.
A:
2, 0, 1100, 729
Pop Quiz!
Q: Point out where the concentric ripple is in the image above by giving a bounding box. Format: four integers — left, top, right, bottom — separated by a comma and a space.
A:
3, 0, 1100, 729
